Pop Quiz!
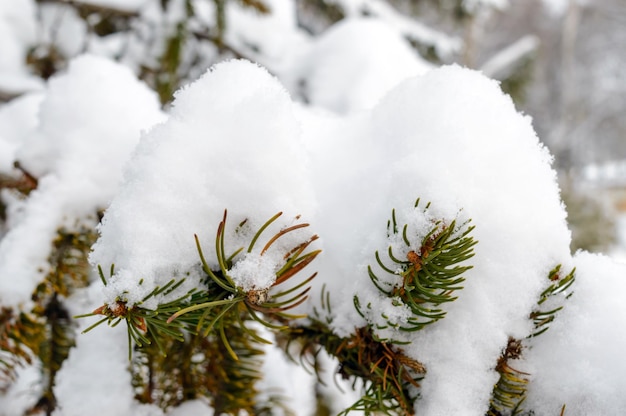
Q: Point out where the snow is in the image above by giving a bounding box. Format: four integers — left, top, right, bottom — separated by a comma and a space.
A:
0, 93, 43, 173
0, 0, 42, 97
166, 400, 213, 416
525, 251, 626, 414
38, 4, 88, 59
226, 0, 307, 67
256, 326, 318, 415
90, 59, 317, 308
0, 0, 37, 74
1, 1, 626, 415
0, 364, 41, 416
230, 252, 279, 292
333, 0, 461, 59
300, 64, 571, 415
291, 17, 432, 113
89, 59, 572, 415
53, 285, 164, 416
0, 54, 163, 309
541, 0, 571, 16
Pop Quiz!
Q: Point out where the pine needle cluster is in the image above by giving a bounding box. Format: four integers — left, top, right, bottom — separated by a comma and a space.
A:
79, 210, 320, 412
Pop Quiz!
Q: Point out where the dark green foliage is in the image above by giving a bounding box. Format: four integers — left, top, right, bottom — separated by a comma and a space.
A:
155, 22, 188, 105
296, 0, 345, 34
499, 56, 535, 106
132, 328, 271, 414
78, 271, 201, 360
203, 327, 266, 414
36, 228, 95, 301
0, 166, 42, 387
283, 200, 477, 415
361, 199, 477, 333
26, 0, 271, 105
30, 227, 96, 414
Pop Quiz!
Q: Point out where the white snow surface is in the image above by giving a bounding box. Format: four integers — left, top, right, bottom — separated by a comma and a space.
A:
292, 17, 432, 113
89, 60, 575, 415
90, 59, 318, 307
298, 64, 572, 415
0, 1, 625, 413
0, 364, 41, 415
0, 55, 163, 308
524, 251, 626, 414
53, 285, 165, 416
226, 0, 307, 68
0, 92, 43, 173
333, 0, 460, 59
0, 0, 36, 74
256, 325, 318, 415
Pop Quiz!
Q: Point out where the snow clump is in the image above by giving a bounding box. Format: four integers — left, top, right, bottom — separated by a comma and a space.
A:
0, 54, 163, 309
90, 59, 317, 309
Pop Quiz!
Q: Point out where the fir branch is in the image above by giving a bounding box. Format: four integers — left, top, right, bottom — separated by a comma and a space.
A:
288, 287, 425, 415
80, 269, 202, 359
81, 209, 319, 364
361, 201, 477, 334
167, 210, 320, 355
131, 326, 273, 413
289, 321, 425, 415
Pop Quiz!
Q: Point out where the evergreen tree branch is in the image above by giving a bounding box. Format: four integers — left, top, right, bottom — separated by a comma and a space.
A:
359, 200, 477, 335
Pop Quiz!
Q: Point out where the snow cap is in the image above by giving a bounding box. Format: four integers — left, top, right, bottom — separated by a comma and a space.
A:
90, 59, 316, 308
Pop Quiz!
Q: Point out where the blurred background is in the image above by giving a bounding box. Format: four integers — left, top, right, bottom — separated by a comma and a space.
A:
1, 0, 624, 255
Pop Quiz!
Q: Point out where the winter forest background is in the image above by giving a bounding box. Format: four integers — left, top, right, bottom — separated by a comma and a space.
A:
1, 0, 626, 415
